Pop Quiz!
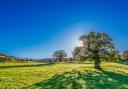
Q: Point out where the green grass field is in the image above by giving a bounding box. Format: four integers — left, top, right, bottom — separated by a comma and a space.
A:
0, 62, 128, 89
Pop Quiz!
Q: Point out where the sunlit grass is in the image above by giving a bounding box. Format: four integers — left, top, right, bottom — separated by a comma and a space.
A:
0, 62, 128, 89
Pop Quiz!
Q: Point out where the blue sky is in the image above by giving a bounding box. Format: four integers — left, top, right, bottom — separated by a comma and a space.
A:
0, 0, 128, 59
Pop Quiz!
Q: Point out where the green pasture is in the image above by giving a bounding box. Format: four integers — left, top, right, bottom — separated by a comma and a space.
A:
0, 62, 128, 89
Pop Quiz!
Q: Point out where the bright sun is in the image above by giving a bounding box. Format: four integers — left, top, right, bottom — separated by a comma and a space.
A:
75, 40, 84, 47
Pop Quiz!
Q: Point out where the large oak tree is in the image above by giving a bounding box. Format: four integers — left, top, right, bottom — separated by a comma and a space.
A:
73, 32, 114, 69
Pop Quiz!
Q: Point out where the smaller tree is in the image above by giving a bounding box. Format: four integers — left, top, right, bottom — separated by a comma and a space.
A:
107, 51, 120, 62
53, 50, 67, 62
122, 50, 128, 61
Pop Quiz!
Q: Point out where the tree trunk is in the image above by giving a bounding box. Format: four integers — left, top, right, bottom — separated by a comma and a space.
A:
59, 57, 63, 62
94, 59, 101, 69
94, 54, 101, 69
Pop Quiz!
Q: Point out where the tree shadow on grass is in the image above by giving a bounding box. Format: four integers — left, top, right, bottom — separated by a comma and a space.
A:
25, 69, 128, 89
0, 62, 55, 69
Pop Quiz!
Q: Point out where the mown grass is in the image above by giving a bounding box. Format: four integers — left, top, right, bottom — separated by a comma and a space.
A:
0, 62, 128, 89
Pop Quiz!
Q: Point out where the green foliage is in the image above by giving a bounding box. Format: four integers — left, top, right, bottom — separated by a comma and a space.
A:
79, 32, 114, 59
122, 50, 128, 61
0, 56, 5, 62
107, 51, 120, 62
72, 47, 83, 60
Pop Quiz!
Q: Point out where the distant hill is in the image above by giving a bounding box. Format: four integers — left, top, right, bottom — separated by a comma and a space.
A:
37, 58, 56, 62
0, 53, 28, 62
0, 53, 7, 56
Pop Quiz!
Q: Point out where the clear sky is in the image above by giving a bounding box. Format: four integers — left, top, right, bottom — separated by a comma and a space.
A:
0, 0, 128, 59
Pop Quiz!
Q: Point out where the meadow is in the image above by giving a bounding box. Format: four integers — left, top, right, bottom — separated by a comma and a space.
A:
0, 62, 128, 89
